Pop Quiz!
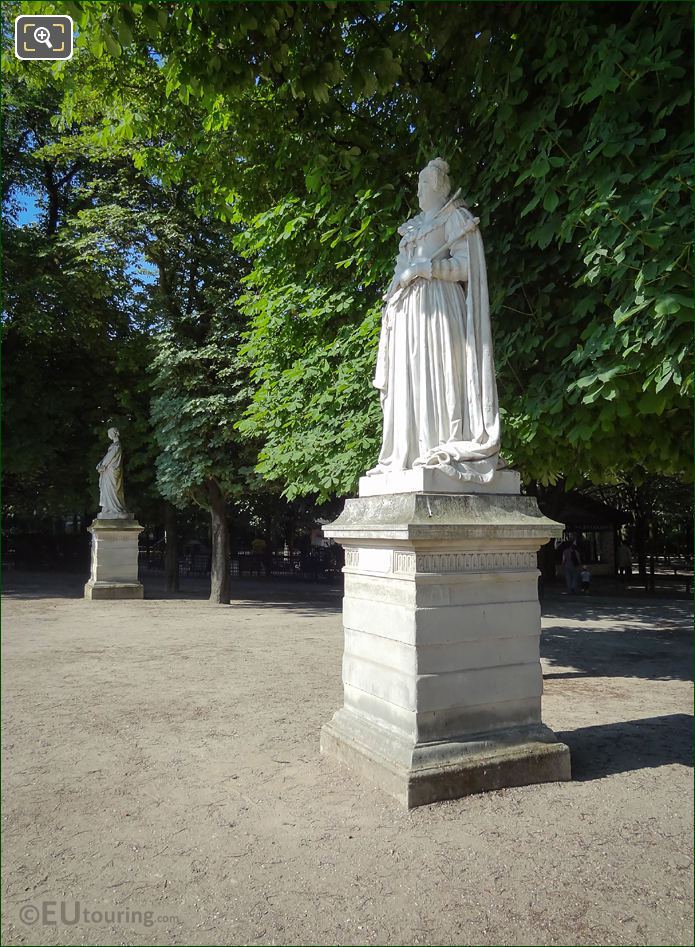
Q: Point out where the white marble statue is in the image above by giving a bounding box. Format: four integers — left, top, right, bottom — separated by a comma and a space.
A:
96, 427, 130, 519
368, 158, 500, 483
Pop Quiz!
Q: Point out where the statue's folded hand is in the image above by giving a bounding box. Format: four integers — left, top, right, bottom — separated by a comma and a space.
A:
398, 260, 432, 288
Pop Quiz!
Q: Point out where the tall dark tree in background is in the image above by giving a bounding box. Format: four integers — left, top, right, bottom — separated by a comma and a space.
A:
54, 163, 254, 602
148, 208, 251, 605
2, 66, 156, 521
3, 4, 253, 599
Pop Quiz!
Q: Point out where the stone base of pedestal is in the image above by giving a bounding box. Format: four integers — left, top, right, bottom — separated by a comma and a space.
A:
84, 580, 144, 600
321, 709, 570, 809
84, 518, 144, 602
321, 490, 570, 807
359, 466, 521, 497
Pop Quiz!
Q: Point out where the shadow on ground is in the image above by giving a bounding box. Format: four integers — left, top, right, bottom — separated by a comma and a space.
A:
2, 571, 87, 600
1, 570, 344, 614
541, 600, 692, 683
557, 713, 693, 781
4, 574, 691, 669
542, 596, 691, 627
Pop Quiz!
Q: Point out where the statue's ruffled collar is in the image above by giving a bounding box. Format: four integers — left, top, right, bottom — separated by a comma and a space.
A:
398, 188, 466, 242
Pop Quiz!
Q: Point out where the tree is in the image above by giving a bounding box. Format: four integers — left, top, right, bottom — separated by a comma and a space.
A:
229, 2, 694, 493
1, 62, 156, 521
4, 28, 258, 598
586, 474, 693, 579
9, 2, 694, 508
58, 165, 255, 604
144, 201, 251, 604
47, 0, 692, 497
151, 322, 249, 605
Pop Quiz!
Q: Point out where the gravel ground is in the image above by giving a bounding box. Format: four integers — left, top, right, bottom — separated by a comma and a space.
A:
1, 572, 692, 947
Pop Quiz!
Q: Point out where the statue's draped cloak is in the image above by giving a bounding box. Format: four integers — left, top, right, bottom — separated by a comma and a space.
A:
98, 441, 128, 516
372, 201, 500, 483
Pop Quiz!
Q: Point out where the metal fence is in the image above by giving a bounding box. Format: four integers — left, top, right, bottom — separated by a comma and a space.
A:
138, 547, 343, 582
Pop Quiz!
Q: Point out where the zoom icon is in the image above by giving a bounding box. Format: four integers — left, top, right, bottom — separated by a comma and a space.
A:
15, 15, 73, 60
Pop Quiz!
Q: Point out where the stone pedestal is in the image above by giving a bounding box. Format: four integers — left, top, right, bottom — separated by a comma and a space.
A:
321, 490, 570, 808
84, 518, 144, 600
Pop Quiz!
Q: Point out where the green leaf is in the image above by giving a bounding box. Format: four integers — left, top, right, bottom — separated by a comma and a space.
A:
613, 299, 650, 326
530, 155, 550, 178
117, 17, 134, 47
103, 30, 121, 58
543, 189, 559, 213
520, 193, 541, 218
655, 370, 673, 393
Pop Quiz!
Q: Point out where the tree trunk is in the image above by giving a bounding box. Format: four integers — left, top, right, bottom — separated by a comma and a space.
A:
537, 539, 557, 585
631, 483, 655, 584
263, 514, 273, 577
647, 520, 657, 593
634, 509, 649, 581
208, 480, 230, 605
164, 501, 179, 593
43, 165, 60, 236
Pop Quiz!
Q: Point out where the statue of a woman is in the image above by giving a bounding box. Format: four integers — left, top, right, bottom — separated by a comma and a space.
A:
96, 427, 130, 519
368, 158, 500, 483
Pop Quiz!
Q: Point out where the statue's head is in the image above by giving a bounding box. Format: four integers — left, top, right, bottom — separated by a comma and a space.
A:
107, 426, 119, 441
418, 157, 451, 212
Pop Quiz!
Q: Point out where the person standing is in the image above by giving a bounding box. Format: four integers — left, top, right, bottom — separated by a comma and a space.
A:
562, 540, 582, 594
580, 566, 592, 594
617, 540, 633, 581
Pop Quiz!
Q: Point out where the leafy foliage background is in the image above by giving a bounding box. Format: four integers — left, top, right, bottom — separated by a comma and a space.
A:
4, 1, 693, 511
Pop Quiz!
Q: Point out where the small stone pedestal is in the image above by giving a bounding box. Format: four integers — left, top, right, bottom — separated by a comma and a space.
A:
84, 519, 144, 600
321, 478, 570, 807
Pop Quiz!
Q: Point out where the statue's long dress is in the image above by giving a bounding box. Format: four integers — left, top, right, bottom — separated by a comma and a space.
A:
98, 442, 128, 516
371, 202, 500, 483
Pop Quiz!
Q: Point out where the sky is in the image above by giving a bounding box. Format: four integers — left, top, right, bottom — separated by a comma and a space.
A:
13, 186, 42, 226
9, 185, 158, 285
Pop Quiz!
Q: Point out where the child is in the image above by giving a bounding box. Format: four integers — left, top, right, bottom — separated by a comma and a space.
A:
580, 567, 591, 594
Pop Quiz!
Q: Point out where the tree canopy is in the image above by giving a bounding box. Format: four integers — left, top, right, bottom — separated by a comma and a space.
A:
4, 1, 693, 515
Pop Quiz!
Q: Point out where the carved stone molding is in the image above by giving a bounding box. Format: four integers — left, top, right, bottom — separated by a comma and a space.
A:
413, 551, 537, 574
346, 548, 538, 575
394, 551, 416, 574
344, 548, 359, 568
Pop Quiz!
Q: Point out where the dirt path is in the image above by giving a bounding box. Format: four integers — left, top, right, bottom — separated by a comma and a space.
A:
2, 575, 692, 946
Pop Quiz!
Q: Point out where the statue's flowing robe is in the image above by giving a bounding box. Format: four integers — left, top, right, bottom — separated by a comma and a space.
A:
371, 200, 500, 483
98, 441, 128, 516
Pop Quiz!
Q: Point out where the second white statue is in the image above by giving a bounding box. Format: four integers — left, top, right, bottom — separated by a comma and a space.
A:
97, 427, 130, 519
368, 158, 500, 484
